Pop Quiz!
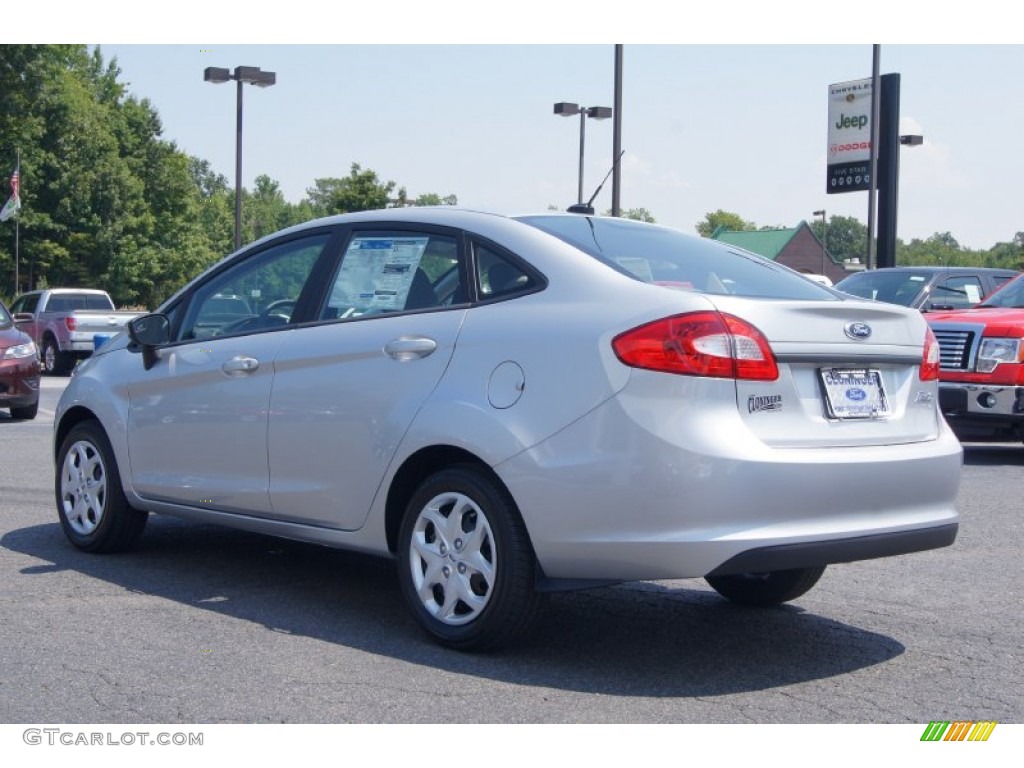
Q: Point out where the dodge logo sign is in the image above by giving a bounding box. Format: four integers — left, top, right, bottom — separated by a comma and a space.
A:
844, 322, 872, 340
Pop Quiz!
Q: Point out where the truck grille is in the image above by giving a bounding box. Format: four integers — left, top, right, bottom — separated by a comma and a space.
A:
933, 327, 976, 371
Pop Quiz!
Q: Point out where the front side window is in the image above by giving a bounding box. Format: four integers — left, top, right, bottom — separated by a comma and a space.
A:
321, 231, 461, 320
927, 276, 983, 310
178, 233, 329, 340
9, 294, 38, 315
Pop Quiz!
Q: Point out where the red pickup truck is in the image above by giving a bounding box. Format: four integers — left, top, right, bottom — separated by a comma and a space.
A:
927, 273, 1024, 442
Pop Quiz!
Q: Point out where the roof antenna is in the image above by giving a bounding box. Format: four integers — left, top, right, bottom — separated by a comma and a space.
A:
567, 150, 625, 215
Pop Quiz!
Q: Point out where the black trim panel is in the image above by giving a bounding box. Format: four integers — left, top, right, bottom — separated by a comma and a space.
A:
705, 523, 958, 577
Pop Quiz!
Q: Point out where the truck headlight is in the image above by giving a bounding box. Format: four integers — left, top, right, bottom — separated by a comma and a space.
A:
977, 338, 1023, 373
3, 341, 37, 360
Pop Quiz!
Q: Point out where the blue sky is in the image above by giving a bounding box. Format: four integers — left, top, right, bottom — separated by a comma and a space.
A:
8, 4, 1024, 250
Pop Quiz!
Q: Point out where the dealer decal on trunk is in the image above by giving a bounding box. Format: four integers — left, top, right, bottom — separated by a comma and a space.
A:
748, 394, 783, 413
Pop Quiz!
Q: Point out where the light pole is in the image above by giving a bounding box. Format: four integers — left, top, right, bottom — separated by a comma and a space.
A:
204, 66, 277, 251
813, 209, 827, 275
553, 102, 613, 210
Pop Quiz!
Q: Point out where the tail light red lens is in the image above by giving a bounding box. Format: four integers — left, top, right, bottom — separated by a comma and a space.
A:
64, 317, 77, 332
613, 311, 779, 381
920, 326, 940, 381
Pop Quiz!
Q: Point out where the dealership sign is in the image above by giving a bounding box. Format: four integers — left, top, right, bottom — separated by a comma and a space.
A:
827, 78, 872, 194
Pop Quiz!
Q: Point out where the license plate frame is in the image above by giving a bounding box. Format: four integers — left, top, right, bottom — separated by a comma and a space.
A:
819, 368, 890, 419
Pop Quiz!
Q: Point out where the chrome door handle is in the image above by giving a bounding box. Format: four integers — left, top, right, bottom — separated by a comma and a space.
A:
384, 337, 437, 361
221, 356, 260, 375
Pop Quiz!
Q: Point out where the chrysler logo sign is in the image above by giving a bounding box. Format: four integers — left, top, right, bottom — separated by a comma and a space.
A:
844, 322, 872, 340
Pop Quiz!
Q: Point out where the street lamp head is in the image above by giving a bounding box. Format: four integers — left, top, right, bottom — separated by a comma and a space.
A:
234, 66, 277, 87
899, 134, 924, 146
586, 106, 613, 120
203, 66, 231, 84
812, 210, 826, 217
554, 102, 581, 117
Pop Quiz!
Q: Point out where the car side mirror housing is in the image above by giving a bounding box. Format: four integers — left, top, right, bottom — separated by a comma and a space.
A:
12, 312, 32, 323
127, 314, 170, 370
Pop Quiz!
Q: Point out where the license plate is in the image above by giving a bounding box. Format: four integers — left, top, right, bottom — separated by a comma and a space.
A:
819, 368, 890, 419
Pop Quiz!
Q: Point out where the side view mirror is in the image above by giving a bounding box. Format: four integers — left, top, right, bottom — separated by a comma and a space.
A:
12, 312, 32, 323
127, 314, 171, 370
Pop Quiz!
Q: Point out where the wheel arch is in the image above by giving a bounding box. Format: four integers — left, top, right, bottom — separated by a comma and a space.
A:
384, 445, 518, 555
54, 405, 103, 463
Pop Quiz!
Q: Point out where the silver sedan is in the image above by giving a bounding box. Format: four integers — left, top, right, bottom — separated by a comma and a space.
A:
53, 209, 961, 650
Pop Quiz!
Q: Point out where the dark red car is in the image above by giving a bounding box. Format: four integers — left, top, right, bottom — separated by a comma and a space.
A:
0, 298, 40, 419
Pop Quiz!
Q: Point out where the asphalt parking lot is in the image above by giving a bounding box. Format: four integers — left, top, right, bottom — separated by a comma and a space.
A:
1, 376, 1021, 724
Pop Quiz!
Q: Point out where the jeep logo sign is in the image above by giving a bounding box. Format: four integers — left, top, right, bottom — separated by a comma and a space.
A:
827, 78, 873, 194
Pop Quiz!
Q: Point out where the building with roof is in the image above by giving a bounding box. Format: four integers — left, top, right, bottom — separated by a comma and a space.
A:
710, 221, 861, 284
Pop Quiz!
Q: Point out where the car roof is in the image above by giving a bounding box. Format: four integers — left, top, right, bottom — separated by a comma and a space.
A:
844, 266, 1018, 275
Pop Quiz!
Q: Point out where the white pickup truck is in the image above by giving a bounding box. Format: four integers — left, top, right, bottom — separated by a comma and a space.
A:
10, 288, 146, 375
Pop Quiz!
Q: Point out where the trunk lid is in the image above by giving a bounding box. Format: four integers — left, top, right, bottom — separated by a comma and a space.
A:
704, 295, 939, 448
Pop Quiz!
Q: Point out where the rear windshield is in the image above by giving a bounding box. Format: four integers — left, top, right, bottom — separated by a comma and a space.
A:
45, 293, 115, 312
516, 215, 837, 301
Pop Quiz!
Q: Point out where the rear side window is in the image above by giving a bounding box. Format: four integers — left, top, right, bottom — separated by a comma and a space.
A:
517, 215, 836, 301
474, 242, 536, 299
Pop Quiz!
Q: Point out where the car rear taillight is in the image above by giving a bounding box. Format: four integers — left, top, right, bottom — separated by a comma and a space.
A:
64, 317, 77, 332
612, 311, 779, 381
920, 326, 940, 381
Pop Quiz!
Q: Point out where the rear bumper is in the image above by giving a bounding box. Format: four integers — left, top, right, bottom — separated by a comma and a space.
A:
499, 379, 963, 582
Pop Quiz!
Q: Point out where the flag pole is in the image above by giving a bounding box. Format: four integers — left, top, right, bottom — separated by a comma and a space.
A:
14, 150, 19, 294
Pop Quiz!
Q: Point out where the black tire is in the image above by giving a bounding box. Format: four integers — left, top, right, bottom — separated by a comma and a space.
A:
397, 465, 543, 651
55, 420, 148, 553
9, 400, 38, 420
41, 337, 70, 376
705, 566, 826, 607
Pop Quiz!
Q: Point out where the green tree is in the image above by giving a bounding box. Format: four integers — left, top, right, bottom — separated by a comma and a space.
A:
696, 210, 755, 238
411, 192, 458, 207
244, 174, 295, 243
897, 232, 983, 268
306, 163, 396, 216
604, 207, 656, 223
812, 214, 868, 265
0, 45, 230, 306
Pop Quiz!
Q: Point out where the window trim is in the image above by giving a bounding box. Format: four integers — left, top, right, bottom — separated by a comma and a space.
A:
166, 226, 342, 344
313, 223, 472, 323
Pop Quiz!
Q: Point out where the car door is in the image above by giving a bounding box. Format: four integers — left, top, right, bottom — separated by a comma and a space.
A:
126, 231, 334, 513
267, 227, 468, 530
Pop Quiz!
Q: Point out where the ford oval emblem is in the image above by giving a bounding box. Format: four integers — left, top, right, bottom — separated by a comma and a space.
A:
846, 388, 867, 401
844, 322, 872, 340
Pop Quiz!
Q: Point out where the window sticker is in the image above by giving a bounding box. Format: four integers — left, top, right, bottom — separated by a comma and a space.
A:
330, 236, 429, 312
964, 284, 982, 304
614, 257, 654, 282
